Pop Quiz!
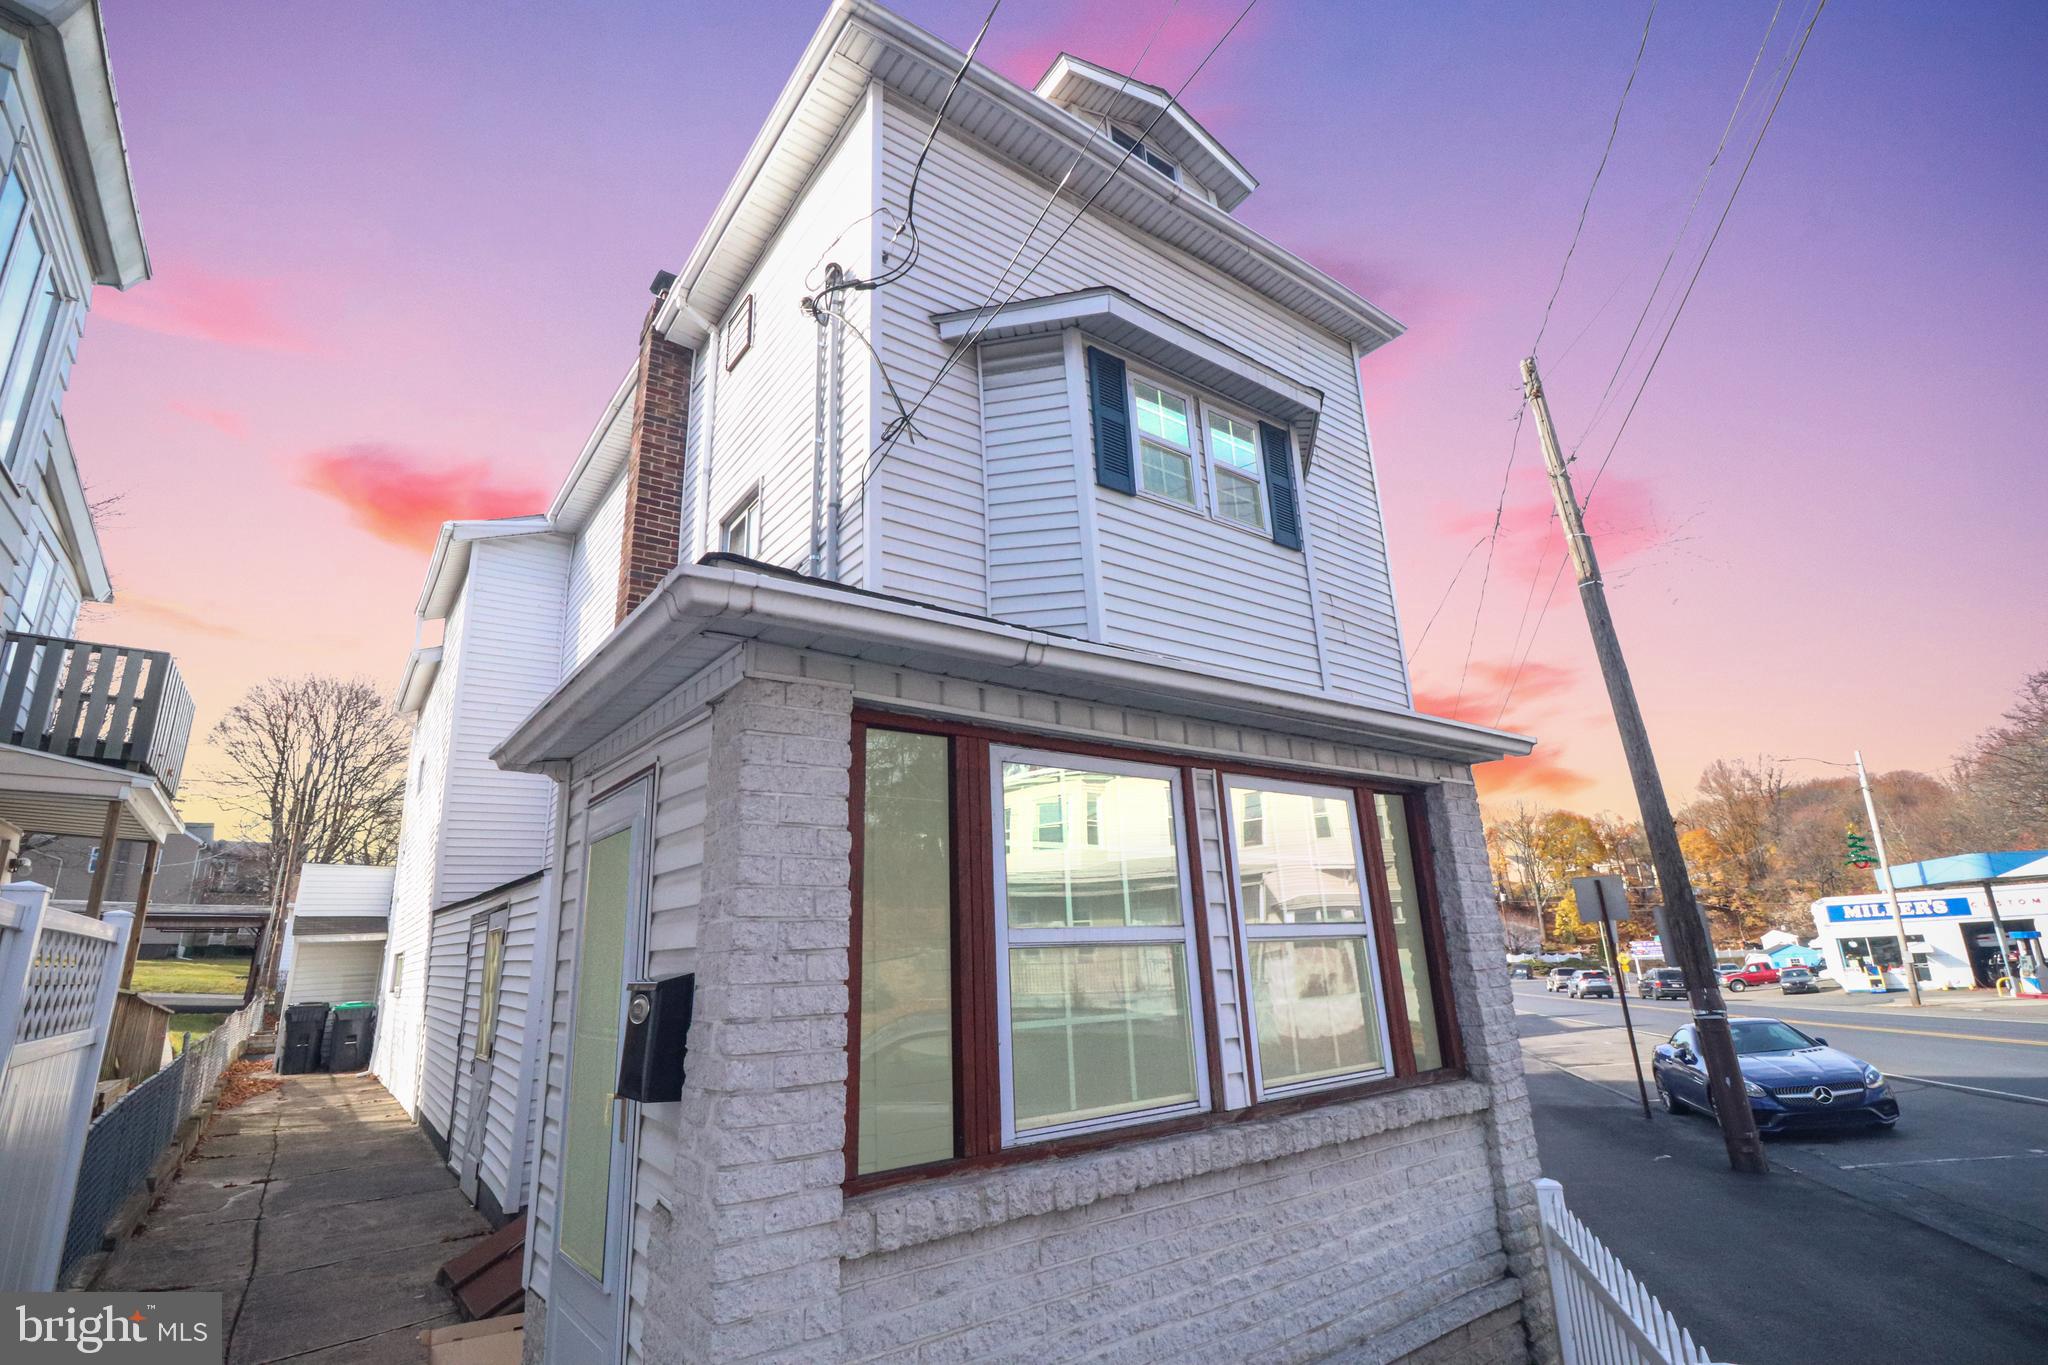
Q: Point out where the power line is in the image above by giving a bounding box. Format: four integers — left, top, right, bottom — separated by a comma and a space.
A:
1571, 0, 1788, 450
1404, 532, 1489, 665
1583, 0, 1828, 503
1451, 403, 1524, 715
1529, 0, 1661, 360
876, 0, 1253, 459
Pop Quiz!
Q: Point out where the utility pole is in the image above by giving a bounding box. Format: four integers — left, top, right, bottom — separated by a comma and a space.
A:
1854, 750, 1923, 1007
1522, 356, 1768, 1174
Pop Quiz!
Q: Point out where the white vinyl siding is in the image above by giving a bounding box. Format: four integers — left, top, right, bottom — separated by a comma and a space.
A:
529, 712, 710, 1360
564, 474, 626, 673
980, 335, 1087, 634
699, 92, 876, 590
374, 589, 466, 1117
439, 536, 570, 903
280, 941, 384, 1011
873, 95, 1408, 705
421, 904, 468, 1141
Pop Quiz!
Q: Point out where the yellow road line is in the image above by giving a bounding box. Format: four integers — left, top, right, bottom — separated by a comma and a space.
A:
1607, 998, 2048, 1048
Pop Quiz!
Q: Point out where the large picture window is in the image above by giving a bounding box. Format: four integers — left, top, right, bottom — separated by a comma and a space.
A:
846, 718, 1459, 1188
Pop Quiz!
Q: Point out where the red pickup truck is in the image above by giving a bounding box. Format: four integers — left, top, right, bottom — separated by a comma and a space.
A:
1718, 962, 1780, 991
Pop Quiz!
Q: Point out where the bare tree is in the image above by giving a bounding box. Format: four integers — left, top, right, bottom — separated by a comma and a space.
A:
209, 675, 410, 888
1953, 669, 2048, 847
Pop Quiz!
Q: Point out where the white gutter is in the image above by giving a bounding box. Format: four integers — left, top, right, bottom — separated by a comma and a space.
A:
496, 564, 1535, 773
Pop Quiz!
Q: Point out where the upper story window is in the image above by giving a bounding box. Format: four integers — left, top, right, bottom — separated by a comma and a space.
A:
720, 493, 758, 558
1086, 346, 1304, 551
0, 167, 70, 475
1109, 125, 1178, 182
723, 294, 754, 371
849, 717, 1460, 1186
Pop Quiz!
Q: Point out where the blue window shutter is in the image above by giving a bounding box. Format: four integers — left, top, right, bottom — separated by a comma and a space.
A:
1086, 347, 1135, 494
1260, 421, 1302, 549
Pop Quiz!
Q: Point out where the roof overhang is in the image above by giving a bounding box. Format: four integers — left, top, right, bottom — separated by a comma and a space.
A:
548, 365, 639, 532
497, 561, 1533, 774
934, 286, 1325, 467
650, 0, 1401, 355
3, 1, 146, 287
1033, 53, 1258, 209
42, 418, 110, 600
395, 645, 443, 716
415, 515, 555, 621
1887, 850, 2048, 891
0, 743, 181, 841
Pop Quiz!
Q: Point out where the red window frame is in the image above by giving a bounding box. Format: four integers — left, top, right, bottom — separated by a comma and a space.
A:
844, 708, 1465, 1195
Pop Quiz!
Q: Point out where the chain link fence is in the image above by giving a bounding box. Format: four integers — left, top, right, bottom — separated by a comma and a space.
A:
60, 1000, 262, 1279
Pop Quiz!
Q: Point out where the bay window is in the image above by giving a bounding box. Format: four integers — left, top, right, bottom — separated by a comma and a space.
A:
848, 717, 1461, 1188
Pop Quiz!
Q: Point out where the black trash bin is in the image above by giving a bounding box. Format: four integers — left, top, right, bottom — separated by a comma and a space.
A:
279, 1002, 330, 1075
322, 1002, 377, 1073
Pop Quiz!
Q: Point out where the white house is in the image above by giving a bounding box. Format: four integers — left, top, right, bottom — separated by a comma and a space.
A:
280, 863, 394, 1011
0, 3, 190, 954
384, 3, 1556, 1361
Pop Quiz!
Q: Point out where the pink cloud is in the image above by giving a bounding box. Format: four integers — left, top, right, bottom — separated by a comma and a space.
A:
1475, 747, 1596, 801
298, 445, 547, 550
1437, 469, 1666, 580
168, 400, 248, 437
1414, 659, 1578, 728
96, 264, 317, 353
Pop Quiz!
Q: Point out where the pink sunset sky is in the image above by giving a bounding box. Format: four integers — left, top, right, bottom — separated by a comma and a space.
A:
69, 1, 2048, 832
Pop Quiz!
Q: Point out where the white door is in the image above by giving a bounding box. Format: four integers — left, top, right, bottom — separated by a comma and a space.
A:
549, 783, 649, 1365
455, 910, 508, 1205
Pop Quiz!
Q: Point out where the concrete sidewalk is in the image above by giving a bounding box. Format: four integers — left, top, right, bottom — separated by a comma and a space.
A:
96, 1072, 491, 1364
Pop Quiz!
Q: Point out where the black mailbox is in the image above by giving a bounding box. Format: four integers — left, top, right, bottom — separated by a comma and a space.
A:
617, 974, 694, 1103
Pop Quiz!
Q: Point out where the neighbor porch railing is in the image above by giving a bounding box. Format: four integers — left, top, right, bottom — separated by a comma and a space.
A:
1536, 1177, 1722, 1365
0, 882, 131, 1291
0, 631, 195, 795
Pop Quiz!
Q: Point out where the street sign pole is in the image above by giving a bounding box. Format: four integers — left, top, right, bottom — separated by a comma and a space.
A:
1579, 875, 1652, 1120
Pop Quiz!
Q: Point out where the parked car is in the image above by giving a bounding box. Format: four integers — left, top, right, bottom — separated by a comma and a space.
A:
1569, 970, 1614, 999
1779, 966, 1820, 994
1720, 962, 1780, 992
1652, 1017, 1898, 1134
1545, 968, 1579, 993
1638, 967, 1688, 1000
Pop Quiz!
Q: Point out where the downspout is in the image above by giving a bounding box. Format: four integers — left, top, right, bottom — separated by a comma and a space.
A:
808, 265, 838, 578
826, 275, 847, 581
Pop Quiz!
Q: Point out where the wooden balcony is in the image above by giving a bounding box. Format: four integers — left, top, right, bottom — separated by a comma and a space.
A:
0, 632, 194, 796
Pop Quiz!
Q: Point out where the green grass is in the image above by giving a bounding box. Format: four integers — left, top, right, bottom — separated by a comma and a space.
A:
128, 956, 252, 996
165, 1012, 225, 1056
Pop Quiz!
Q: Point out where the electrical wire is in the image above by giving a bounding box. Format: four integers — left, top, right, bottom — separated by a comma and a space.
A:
874, 0, 1252, 461
1529, 0, 1661, 361
1582, 0, 1828, 504
1404, 532, 1490, 665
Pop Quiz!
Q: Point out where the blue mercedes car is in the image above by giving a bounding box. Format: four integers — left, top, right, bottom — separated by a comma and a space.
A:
1652, 1017, 1899, 1134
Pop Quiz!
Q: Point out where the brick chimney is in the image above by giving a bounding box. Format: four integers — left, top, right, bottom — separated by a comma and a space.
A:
615, 314, 694, 622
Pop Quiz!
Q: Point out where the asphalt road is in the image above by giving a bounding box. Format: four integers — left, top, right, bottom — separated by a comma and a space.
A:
1516, 980, 2048, 1364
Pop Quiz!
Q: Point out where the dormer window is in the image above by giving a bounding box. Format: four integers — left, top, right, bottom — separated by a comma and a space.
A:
1109, 125, 1177, 182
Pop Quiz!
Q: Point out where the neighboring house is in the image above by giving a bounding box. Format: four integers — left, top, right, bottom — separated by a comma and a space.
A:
279, 863, 393, 1011
370, 516, 570, 1223
387, 4, 1553, 1361
18, 823, 272, 906
0, 3, 190, 988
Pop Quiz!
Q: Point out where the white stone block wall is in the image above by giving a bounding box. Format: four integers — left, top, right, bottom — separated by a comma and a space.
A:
596, 665, 1553, 1364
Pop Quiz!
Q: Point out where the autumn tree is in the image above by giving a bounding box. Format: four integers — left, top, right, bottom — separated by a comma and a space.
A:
1951, 668, 2048, 847
210, 675, 411, 889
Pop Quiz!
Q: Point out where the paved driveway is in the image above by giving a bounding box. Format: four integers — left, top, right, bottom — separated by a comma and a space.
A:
96, 1072, 491, 1364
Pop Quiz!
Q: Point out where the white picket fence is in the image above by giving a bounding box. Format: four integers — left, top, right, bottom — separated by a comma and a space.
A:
1536, 1178, 1723, 1365
0, 882, 132, 1291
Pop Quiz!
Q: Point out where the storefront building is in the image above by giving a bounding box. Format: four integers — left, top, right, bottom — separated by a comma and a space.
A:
1809, 851, 2048, 991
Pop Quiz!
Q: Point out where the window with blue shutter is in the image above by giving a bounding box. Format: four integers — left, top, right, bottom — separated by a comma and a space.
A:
1258, 422, 1302, 550
1085, 346, 1135, 495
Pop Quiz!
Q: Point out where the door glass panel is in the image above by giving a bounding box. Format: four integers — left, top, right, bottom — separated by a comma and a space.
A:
1374, 794, 1443, 1071
1008, 943, 1195, 1131
560, 827, 631, 1280
857, 730, 953, 1175
1001, 764, 1181, 928
477, 926, 505, 1062
1248, 937, 1381, 1087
